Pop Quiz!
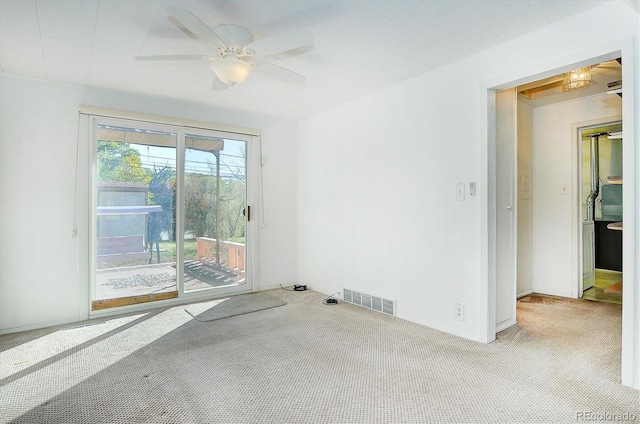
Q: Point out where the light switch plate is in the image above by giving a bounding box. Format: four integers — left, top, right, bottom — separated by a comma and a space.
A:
456, 183, 465, 201
455, 303, 464, 321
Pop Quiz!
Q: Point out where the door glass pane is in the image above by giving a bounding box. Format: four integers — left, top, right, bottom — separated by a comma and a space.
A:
94, 124, 177, 306
183, 135, 246, 292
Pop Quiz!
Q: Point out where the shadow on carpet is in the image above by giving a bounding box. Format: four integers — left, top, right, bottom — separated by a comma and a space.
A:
185, 292, 286, 322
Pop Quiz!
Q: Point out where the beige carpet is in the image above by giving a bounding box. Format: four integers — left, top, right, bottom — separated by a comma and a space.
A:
0, 290, 637, 423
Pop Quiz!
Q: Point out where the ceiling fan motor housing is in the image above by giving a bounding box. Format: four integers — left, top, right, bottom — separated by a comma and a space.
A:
214, 24, 253, 53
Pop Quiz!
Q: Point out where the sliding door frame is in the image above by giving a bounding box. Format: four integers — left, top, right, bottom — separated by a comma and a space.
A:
82, 108, 260, 318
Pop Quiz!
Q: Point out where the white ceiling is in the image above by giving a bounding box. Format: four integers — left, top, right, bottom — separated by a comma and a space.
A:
0, 0, 619, 119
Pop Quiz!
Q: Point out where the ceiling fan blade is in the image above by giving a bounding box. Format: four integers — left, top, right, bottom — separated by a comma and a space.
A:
135, 55, 214, 61
255, 61, 306, 85
245, 29, 314, 58
166, 7, 227, 51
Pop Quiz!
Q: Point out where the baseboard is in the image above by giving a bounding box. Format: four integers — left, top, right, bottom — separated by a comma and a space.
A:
496, 318, 517, 333
517, 290, 534, 299
0, 316, 84, 335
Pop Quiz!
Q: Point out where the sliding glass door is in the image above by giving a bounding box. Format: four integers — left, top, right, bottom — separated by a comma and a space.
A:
182, 131, 247, 293
90, 117, 252, 311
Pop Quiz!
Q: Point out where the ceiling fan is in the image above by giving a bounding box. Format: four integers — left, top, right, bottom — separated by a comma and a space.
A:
135, 7, 314, 90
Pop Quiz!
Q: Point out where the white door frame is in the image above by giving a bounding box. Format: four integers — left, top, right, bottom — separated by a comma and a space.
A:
81, 110, 261, 319
485, 38, 638, 389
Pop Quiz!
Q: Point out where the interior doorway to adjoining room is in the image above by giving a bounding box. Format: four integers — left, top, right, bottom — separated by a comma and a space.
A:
577, 120, 623, 305
488, 47, 636, 389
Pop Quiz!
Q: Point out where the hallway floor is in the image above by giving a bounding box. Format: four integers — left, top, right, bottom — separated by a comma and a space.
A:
582, 269, 623, 304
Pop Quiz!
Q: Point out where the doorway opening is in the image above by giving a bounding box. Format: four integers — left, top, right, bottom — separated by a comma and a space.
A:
578, 121, 623, 305
489, 47, 636, 388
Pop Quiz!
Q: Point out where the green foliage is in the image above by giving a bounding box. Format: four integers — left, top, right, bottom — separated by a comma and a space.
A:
183, 173, 245, 241
97, 141, 152, 184
97, 140, 245, 248
149, 165, 176, 242
219, 178, 246, 241
184, 173, 214, 238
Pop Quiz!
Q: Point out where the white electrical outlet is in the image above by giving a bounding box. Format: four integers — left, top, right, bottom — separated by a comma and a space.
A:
455, 303, 465, 321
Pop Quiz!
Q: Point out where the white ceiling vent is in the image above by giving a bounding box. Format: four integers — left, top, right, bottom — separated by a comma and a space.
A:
343, 288, 396, 316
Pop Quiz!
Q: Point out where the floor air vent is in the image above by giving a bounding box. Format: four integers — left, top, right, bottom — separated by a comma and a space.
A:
343, 288, 396, 316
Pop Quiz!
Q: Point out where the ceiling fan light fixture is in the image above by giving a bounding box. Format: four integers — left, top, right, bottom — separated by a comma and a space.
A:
210, 58, 253, 86
139, 7, 314, 89
563, 67, 592, 90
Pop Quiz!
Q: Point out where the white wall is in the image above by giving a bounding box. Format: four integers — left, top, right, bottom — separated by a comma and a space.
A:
0, 76, 298, 333
532, 94, 622, 297
296, 0, 638, 347
517, 100, 534, 297
297, 76, 484, 340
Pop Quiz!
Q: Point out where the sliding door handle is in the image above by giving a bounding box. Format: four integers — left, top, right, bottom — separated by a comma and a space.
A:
242, 206, 251, 221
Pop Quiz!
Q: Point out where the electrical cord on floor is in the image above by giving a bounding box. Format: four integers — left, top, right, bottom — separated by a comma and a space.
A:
280, 284, 307, 292
322, 292, 340, 305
